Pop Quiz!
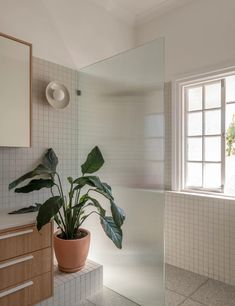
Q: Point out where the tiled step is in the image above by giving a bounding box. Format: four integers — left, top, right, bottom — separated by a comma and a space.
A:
36, 260, 103, 306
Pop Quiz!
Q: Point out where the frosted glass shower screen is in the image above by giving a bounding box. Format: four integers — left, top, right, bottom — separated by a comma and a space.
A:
78, 39, 165, 306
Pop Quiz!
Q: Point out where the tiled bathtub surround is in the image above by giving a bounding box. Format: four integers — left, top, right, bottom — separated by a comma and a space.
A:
165, 191, 235, 285
0, 57, 79, 209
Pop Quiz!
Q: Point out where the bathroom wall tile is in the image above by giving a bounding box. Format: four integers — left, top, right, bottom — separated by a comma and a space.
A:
76, 277, 81, 303
0, 57, 79, 209
36, 260, 102, 306
165, 191, 235, 286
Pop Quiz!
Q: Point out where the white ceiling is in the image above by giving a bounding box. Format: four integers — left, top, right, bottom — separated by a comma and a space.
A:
93, 0, 193, 25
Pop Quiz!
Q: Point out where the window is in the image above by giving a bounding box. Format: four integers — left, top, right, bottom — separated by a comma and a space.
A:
174, 71, 235, 196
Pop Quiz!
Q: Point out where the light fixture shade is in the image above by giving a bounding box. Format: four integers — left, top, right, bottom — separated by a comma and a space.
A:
45, 81, 70, 109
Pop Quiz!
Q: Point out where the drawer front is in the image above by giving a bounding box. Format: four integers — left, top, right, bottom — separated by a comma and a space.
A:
0, 247, 52, 291
0, 223, 52, 262
0, 272, 52, 306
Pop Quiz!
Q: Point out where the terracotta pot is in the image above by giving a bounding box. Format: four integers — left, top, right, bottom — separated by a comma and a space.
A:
54, 228, 90, 273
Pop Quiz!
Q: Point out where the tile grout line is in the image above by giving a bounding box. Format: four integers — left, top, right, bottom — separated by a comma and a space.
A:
178, 278, 210, 306
165, 288, 189, 305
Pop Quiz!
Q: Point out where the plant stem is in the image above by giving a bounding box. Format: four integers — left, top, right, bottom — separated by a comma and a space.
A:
50, 187, 66, 233
56, 172, 69, 239
78, 211, 101, 227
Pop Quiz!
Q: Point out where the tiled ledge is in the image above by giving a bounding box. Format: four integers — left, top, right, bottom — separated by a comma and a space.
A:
36, 260, 103, 306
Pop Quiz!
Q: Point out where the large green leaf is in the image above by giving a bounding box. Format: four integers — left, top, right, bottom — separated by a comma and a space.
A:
14, 179, 54, 193
100, 216, 123, 249
9, 203, 42, 214
111, 201, 126, 227
86, 196, 106, 216
42, 148, 58, 172
73, 176, 113, 200
81, 146, 104, 175
73, 176, 93, 188
36, 196, 63, 231
9, 164, 53, 190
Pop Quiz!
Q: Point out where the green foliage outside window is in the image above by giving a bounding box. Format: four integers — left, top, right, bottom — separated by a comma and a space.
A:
226, 114, 235, 156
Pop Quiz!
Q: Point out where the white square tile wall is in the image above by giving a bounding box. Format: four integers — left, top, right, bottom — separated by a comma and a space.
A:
165, 191, 235, 285
0, 57, 79, 209
36, 260, 103, 306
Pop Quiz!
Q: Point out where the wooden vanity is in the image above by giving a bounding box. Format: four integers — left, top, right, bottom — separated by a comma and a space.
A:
0, 212, 53, 306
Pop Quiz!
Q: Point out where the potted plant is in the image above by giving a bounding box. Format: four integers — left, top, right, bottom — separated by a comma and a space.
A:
9, 146, 125, 273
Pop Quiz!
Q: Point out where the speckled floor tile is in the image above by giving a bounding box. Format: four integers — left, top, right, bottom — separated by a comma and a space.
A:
165, 264, 208, 297
165, 289, 186, 306
77, 300, 95, 306
191, 279, 235, 306
87, 287, 139, 306
180, 299, 205, 306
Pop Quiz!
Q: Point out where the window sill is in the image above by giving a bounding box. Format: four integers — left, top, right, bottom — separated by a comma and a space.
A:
166, 190, 235, 201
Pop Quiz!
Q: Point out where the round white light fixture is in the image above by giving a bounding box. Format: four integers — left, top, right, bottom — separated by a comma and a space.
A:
46, 81, 70, 109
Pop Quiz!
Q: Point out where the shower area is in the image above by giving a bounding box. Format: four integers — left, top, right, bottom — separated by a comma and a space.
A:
77, 38, 165, 306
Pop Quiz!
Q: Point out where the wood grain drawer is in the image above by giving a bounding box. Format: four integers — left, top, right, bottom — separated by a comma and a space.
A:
0, 248, 52, 291
0, 223, 52, 262
0, 272, 52, 306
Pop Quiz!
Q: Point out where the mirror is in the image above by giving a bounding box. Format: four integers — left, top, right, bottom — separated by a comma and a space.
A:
0, 32, 31, 147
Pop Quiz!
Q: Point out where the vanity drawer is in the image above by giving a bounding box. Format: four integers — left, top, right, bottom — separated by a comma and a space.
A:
0, 223, 52, 262
0, 272, 52, 306
0, 247, 52, 291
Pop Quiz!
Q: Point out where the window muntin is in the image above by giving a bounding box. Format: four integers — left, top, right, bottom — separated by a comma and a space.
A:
184, 80, 224, 192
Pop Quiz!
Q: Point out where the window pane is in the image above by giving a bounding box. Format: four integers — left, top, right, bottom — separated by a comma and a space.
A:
226, 75, 235, 102
205, 83, 221, 109
205, 136, 221, 161
188, 112, 202, 136
204, 163, 221, 189
187, 162, 202, 187
187, 137, 202, 161
187, 87, 202, 111
204, 110, 221, 135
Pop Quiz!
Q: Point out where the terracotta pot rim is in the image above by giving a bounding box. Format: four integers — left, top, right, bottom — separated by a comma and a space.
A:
54, 228, 90, 242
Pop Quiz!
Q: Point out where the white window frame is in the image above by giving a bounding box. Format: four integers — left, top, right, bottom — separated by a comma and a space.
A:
172, 66, 235, 196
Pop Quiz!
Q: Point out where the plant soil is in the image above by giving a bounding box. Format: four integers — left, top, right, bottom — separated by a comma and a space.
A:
57, 229, 88, 240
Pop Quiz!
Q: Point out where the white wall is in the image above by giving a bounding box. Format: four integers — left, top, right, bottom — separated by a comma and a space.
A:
136, 0, 235, 81
0, 0, 134, 69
